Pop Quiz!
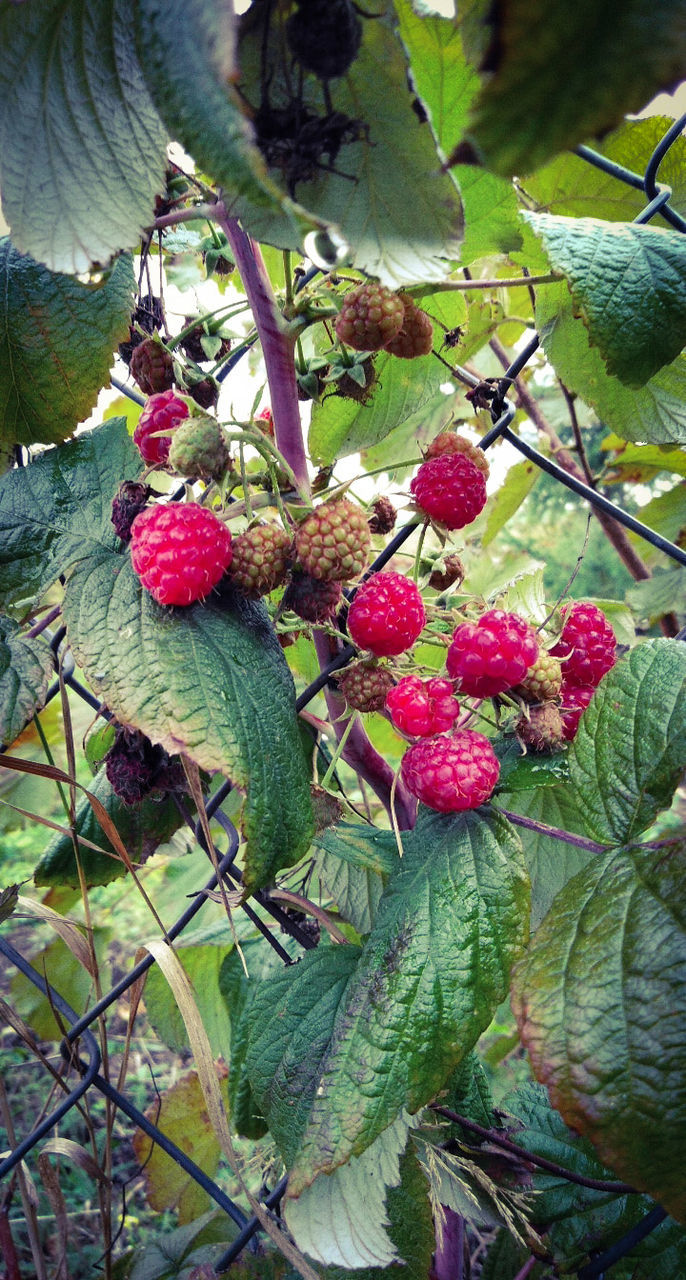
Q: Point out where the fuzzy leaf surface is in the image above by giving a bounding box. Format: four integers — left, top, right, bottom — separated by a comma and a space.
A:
285, 1114, 410, 1268
524, 214, 686, 388
62, 553, 313, 891
218, 940, 287, 1139
512, 843, 686, 1224
0, 1, 168, 272
0, 618, 53, 747
0, 418, 139, 611
34, 767, 185, 889
287, 808, 529, 1195
0, 243, 135, 448
134, 0, 290, 219
535, 284, 686, 444
234, 5, 463, 284
454, 1, 686, 177
567, 639, 686, 845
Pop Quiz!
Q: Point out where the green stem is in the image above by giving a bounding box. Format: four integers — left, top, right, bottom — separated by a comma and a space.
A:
320, 714, 358, 789
33, 715, 70, 818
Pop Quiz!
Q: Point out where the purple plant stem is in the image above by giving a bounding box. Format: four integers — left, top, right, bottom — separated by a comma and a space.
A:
215, 207, 310, 497
314, 633, 417, 830
433, 1207, 464, 1280
497, 808, 609, 854
513, 1259, 538, 1280
27, 604, 62, 638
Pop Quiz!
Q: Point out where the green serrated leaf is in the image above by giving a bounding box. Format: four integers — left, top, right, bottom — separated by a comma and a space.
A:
0, 418, 140, 611
219, 940, 287, 1140
234, 5, 463, 285
0, 618, 53, 747
393, 0, 524, 265
600, 437, 686, 482
288, 808, 529, 1195
0, 2, 168, 272
34, 766, 186, 888
523, 214, 686, 388
313, 822, 400, 878
135, 0, 294, 224
284, 1114, 411, 1268
482, 459, 541, 548
627, 568, 686, 626
314, 845, 385, 936
512, 842, 686, 1224
496, 783, 595, 933
0, 243, 135, 448
62, 552, 313, 891
144, 945, 233, 1059
536, 283, 686, 445
309, 350, 447, 465
441, 1050, 496, 1130
567, 639, 686, 845
524, 116, 686, 227
454, 1, 686, 177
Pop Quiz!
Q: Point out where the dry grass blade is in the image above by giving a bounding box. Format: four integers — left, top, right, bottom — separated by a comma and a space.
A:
17, 896, 95, 977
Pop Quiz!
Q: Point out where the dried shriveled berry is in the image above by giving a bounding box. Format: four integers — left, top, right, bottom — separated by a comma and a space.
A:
282, 572, 343, 623
130, 337, 174, 395
517, 703, 565, 752
429, 554, 465, 592
105, 726, 184, 805
111, 482, 150, 543
368, 496, 397, 535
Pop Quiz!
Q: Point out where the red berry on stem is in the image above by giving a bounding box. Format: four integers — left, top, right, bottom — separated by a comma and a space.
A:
401, 731, 500, 812
550, 602, 616, 687
447, 609, 539, 698
386, 675, 461, 737
130, 503, 233, 606
559, 683, 594, 741
347, 571, 425, 657
134, 390, 190, 466
410, 453, 488, 530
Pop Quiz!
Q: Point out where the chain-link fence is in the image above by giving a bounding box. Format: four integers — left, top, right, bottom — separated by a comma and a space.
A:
2, 113, 686, 1279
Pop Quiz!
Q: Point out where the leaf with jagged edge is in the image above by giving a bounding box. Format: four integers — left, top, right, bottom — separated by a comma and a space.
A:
567, 639, 686, 845
523, 214, 686, 388
62, 552, 313, 893
512, 843, 686, 1225
232, 3, 463, 285
451, 0, 686, 178
0, 618, 53, 747
0, 418, 139, 613
287, 808, 528, 1197
0, 1, 168, 273
535, 282, 686, 445
0, 243, 135, 448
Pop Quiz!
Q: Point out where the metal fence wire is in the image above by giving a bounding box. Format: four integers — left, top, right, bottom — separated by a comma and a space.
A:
2, 113, 686, 1279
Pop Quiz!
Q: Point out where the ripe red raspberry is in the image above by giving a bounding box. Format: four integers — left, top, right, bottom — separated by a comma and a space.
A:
282, 571, 342, 623
517, 703, 565, 752
425, 431, 490, 479
447, 609, 539, 698
228, 524, 293, 597
559, 683, 594, 741
515, 650, 562, 703
130, 503, 233, 606
386, 676, 461, 737
550, 602, 617, 687
347, 572, 425, 657
401, 731, 500, 812
336, 661, 395, 713
130, 336, 174, 395
383, 295, 433, 359
133, 390, 190, 466
410, 453, 488, 530
295, 498, 371, 582
335, 282, 405, 352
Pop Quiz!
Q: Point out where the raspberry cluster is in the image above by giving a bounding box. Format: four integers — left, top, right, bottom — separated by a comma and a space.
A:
514, 602, 617, 748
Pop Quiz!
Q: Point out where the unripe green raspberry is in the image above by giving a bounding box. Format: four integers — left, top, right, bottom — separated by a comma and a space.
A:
335, 282, 405, 352
517, 703, 565, 752
295, 498, 371, 582
227, 524, 293, 597
516, 650, 563, 703
167, 416, 231, 481
336, 660, 395, 712
383, 295, 433, 359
